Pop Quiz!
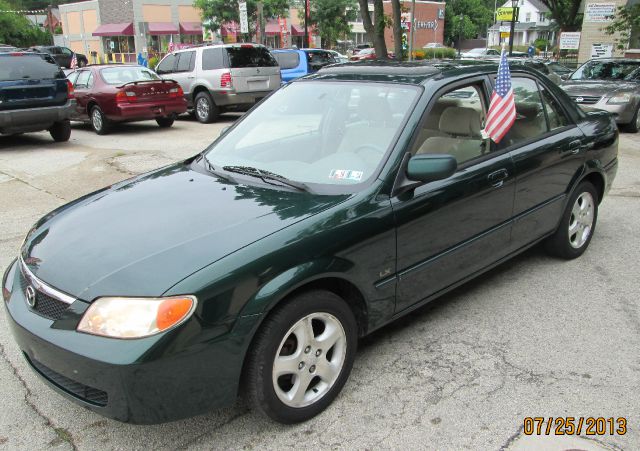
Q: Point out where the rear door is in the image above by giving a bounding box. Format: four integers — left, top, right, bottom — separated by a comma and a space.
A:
0, 54, 67, 111
224, 45, 280, 93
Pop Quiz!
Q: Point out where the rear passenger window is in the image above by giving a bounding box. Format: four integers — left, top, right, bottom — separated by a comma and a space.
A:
176, 51, 195, 72
202, 48, 224, 70
499, 77, 547, 147
411, 84, 489, 165
156, 54, 176, 74
539, 85, 569, 130
273, 52, 300, 70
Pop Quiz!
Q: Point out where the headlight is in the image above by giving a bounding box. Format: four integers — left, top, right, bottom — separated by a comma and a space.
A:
607, 93, 632, 104
77, 296, 197, 339
2, 259, 17, 303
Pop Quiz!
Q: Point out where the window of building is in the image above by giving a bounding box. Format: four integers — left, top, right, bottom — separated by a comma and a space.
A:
525, 12, 531, 22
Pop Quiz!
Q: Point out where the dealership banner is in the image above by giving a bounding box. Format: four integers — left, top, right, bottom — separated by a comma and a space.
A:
559, 32, 581, 50
584, 3, 616, 22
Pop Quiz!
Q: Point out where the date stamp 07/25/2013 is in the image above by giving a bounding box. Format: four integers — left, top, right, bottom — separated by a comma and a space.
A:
523, 417, 627, 436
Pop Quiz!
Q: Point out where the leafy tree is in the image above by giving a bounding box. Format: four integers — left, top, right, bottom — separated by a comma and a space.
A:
195, 0, 289, 39
356, 0, 388, 58
603, 4, 640, 50
303, 0, 357, 48
444, 0, 492, 47
0, 0, 51, 47
537, 0, 582, 31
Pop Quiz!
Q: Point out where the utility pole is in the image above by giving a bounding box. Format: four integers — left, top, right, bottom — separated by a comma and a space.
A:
508, 0, 517, 56
408, 0, 416, 61
457, 14, 463, 57
304, 0, 309, 48
257, 2, 264, 45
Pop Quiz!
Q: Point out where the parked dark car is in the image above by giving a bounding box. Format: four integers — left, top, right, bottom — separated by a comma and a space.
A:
0, 52, 73, 141
560, 58, 640, 133
271, 48, 338, 83
30, 45, 88, 68
66, 64, 187, 134
3, 61, 618, 425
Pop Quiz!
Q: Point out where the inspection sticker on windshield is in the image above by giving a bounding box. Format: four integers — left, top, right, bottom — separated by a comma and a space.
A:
329, 169, 363, 182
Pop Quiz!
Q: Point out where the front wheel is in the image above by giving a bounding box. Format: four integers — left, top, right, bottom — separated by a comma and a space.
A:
622, 105, 640, 133
156, 116, 175, 128
245, 290, 357, 424
49, 119, 71, 142
545, 181, 598, 259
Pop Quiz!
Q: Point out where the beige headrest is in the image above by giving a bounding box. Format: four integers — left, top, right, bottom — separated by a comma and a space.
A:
439, 107, 481, 137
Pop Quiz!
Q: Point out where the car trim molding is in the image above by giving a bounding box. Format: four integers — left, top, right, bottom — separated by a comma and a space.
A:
19, 257, 76, 305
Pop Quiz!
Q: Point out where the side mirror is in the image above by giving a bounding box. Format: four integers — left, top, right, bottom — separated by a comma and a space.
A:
406, 154, 457, 183
560, 73, 571, 81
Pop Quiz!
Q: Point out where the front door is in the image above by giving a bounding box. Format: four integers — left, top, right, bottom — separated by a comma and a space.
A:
71, 70, 93, 121
169, 51, 196, 99
393, 79, 516, 313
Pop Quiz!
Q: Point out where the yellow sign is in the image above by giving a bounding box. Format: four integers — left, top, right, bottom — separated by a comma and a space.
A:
500, 32, 510, 38
496, 7, 515, 21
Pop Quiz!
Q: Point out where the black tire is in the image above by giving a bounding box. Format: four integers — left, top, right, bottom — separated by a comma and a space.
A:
49, 120, 71, 142
622, 105, 639, 133
90, 106, 111, 135
156, 116, 175, 128
194, 91, 219, 124
544, 181, 598, 259
245, 290, 357, 424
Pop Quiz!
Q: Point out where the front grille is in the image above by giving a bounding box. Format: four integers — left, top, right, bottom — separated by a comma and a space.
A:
26, 355, 108, 406
18, 269, 71, 321
570, 95, 601, 105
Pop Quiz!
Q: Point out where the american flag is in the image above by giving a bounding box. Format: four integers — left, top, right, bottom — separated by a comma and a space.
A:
70, 52, 78, 69
485, 49, 516, 143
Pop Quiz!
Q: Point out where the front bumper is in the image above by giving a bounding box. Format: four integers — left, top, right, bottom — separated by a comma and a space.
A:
577, 101, 637, 124
2, 260, 258, 424
0, 100, 75, 134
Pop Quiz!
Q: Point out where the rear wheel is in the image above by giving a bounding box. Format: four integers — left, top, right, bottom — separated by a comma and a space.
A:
156, 116, 175, 128
245, 290, 357, 424
194, 91, 219, 124
544, 181, 598, 259
622, 105, 640, 133
49, 120, 71, 142
90, 106, 111, 135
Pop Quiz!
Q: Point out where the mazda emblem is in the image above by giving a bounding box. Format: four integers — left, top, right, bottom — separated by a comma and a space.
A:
575, 97, 583, 103
25, 285, 36, 308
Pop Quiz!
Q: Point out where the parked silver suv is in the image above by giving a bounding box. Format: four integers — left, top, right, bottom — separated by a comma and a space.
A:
156, 43, 281, 123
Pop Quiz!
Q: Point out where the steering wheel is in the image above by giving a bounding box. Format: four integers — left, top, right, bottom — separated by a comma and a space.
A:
353, 144, 385, 164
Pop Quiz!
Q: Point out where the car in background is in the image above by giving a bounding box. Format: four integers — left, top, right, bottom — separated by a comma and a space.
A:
545, 61, 573, 78
66, 65, 187, 134
30, 46, 88, 68
327, 50, 348, 63
272, 49, 338, 83
351, 43, 371, 55
560, 58, 640, 133
460, 48, 501, 59
423, 43, 445, 49
0, 52, 73, 141
508, 59, 563, 84
0, 44, 18, 53
156, 43, 280, 123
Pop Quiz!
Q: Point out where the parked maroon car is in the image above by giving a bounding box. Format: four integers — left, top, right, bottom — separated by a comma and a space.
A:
67, 64, 187, 134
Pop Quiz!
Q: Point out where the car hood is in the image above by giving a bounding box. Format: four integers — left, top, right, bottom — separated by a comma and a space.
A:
21, 161, 349, 301
560, 80, 638, 97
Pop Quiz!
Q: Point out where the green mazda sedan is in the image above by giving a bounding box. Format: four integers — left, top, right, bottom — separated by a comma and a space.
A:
2, 61, 618, 424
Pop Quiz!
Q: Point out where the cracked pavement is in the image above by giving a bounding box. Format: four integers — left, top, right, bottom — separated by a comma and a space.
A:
0, 117, 639, 450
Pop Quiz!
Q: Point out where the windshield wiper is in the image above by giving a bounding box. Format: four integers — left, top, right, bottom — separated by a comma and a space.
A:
201, 157, 236, 183
222, 165, 308, 191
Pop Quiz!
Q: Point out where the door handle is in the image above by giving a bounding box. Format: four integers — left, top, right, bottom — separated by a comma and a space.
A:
487, 168, 509, 188
565, 140, 582, 155
187, 76, 195, 79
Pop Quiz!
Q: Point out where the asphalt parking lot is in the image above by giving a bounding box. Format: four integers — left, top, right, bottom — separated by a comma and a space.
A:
1, 117, 639, 450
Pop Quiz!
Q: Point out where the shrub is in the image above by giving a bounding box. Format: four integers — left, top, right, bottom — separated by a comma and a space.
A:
420, 47, 457, 59
148, 56, 159, 70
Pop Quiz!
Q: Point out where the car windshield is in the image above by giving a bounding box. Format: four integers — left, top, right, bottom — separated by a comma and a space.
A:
100, 66, 160, 84
570, 60, 640, 81
204, 81, 420, 190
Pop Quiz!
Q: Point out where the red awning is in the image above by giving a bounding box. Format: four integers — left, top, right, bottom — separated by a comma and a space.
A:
179, 22, 202, 35
148, 22, 179, 35
92, 23, 133, 36
265, 21, 281, 36
291, 24, 304, 36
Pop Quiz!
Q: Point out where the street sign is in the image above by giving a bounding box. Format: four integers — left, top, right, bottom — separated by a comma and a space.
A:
559, 32, 581, 50
496, 7, 516, 21
238, 1, 248, 34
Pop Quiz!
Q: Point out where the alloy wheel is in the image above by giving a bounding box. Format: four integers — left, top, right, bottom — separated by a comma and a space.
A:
196, 97, 209, 120
272, 312, 347, 408
92, 109, 103, 131
568, 192, 594, 249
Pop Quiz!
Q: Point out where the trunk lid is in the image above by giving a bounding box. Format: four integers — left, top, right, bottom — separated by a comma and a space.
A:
118, 80, 179, 102
224, 45, 280, 92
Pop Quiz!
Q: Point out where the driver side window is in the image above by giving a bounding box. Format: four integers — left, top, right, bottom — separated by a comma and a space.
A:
411, 83, 490, 165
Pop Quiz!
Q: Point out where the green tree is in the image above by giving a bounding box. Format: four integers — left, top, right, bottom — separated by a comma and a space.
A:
0, 0, 51, 47
603, 4, 640, 50
304, 0, 357, 48
195, 0, 289, 40
444, 0, 492, 47
537, 0, 582, 31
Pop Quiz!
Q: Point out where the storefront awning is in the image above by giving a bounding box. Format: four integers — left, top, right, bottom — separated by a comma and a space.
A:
92, 23, 133, 36
180, 22, 202, 35
291, 24, 305, 36
148, 22, 179, 35
265, 21, 281, 36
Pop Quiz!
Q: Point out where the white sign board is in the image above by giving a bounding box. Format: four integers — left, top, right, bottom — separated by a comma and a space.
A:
559, 32, 581, 50
238, 1, 249, 34
591, 43, 614, 58
499, 25, 511, 33
585, 3, 616, 22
